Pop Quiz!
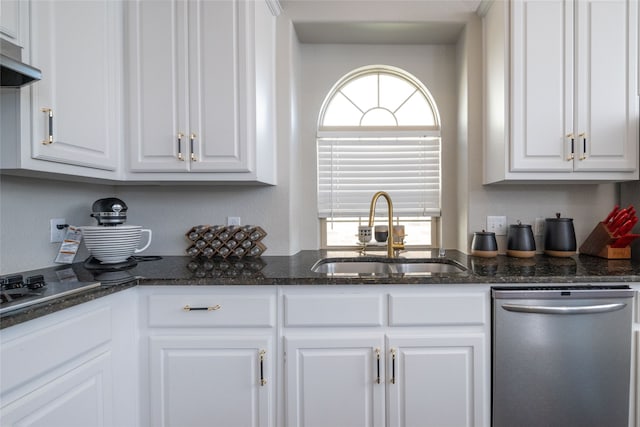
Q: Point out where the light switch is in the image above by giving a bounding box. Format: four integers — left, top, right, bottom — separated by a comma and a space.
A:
487, 216, 507, 236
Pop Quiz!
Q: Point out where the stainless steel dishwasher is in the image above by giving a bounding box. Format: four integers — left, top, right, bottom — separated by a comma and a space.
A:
492, 285, 634, 427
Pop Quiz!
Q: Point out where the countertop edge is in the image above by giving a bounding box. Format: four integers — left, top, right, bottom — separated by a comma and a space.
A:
2, 251, 639, 329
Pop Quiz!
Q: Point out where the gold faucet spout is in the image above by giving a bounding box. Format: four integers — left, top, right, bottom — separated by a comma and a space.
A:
367, 191, 404, 258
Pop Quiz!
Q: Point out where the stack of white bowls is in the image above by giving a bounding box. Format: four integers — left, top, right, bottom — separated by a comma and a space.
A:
80, 225, 152, 264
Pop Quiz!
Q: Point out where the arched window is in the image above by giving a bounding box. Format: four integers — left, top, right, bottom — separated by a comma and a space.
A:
317, 65, 441, 247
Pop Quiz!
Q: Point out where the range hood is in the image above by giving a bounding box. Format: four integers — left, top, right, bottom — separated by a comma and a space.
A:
0, 39, 41, 87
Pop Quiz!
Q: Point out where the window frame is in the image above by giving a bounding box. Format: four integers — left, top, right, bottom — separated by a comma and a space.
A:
316, 65, 442, 250
320, 216, 440, 250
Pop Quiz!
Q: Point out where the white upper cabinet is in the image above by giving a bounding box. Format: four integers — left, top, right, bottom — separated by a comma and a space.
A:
126, 0, 277, 184
484, 0, 639, 183
28, 0, 122, 174
1, 0, 123, 180
0, 0, 26, 45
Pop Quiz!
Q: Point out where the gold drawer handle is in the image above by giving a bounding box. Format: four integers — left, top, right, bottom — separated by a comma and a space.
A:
42, 108, 54, 145
566, 133, 574, 160
390, 348, 396, 384
578, 133, 587, 160
190, 133, 197, 162
375, 348, 381, 384
177, 133, 185, 161
182, 304, 221, 311
259, 349, 267, 386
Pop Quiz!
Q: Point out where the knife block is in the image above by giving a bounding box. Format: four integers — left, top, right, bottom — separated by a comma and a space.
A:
579, 222, 631, 259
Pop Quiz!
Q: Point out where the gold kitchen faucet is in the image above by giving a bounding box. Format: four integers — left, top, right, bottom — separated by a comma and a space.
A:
367, 191, 405, 258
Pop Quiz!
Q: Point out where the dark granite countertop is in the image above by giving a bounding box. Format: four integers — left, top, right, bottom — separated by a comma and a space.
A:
2, 249, 639, 328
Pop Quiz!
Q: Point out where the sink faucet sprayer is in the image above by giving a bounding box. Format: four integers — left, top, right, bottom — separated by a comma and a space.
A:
368, 191, 405, 258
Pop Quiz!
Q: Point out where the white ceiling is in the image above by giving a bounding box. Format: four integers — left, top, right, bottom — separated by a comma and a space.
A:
281, 0, 484, 44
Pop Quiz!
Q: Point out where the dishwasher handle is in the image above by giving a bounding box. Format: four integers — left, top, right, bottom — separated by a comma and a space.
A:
501, 302, 627, 315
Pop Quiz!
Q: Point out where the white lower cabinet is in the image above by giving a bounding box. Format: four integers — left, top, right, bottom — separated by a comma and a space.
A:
386, 334, 485, 427
281, 286, 490, 427
149, 336, 273, 427
0, 289, 138, 427
141, 286, 277, 427
284, 336, 386, 427
1, 353, 113, 427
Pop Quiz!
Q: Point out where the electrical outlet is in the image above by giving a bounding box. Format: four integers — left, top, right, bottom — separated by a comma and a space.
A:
227, 216, 241, 226
534, 217, 545, 236
50, 218, 67, 243
487, 215, 507, 236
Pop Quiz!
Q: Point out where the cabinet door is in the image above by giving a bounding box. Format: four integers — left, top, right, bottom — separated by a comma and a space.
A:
0, 0, 25, 45
0, 353, 113, 427
284, 336, 385, 427
574, 0, 638, 172
510, 0, 574, 173
128, 0, 249, 173
149, 335, 273, 427
386, 334, 486, 427
29, 0, 121, 171
127, 0, 190, 172
187, 0, 249, 172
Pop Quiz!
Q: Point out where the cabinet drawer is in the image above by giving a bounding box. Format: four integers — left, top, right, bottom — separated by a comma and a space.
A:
1, 307, 111, 394
389, 293, 486, 326
284, 293, 384, 327
148, 294, 275, 328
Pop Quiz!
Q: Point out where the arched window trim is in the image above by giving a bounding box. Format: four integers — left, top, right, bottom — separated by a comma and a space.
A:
317, 64, 442, 133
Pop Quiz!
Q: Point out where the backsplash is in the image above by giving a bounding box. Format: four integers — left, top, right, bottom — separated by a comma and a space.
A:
0, 174, 620, 274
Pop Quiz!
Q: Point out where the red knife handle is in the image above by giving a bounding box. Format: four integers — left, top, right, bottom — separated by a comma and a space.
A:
604, 205, 620, 223
614, 219, 633, 237
610, 213, 629, 233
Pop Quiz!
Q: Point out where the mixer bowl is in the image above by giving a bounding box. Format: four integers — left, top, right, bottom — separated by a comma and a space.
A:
80, 226, 152, 264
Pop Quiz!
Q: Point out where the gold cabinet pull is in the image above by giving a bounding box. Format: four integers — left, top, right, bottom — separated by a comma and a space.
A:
259, 349, 267, 386
390, 348, 396, 384
566, 133, 575, 160
41, 108, 53, 145
177, 133, 185, 161
578, 133, 587, 160
375, 348, 381, 384
182, 304, 221, 311
190, 133, 197, 162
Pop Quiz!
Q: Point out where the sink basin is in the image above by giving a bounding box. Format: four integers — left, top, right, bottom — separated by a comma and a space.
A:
311, 257, 468, 276
391, 262, 467, 274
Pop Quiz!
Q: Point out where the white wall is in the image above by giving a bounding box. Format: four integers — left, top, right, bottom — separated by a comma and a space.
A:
296, 43, 460, 249
0, 175, 114, 273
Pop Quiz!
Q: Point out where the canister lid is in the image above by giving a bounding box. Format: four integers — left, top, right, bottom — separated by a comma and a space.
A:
546, 212, 573, 222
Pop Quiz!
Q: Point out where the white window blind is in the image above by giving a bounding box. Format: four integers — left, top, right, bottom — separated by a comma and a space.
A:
317, 136, 441, 218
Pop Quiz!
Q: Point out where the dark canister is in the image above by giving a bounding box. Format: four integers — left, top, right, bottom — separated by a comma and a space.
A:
471, 231, 498, 257
544, 213, 576, 257
507, 222, 536, 258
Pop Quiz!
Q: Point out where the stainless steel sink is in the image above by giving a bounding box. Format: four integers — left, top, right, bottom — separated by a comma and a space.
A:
311, 257, 468, 276
312, 261, 392, 275
391, 262, 467, 274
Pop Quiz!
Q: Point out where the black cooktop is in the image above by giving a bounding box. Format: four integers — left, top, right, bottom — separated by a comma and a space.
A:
0, 274, 100, 315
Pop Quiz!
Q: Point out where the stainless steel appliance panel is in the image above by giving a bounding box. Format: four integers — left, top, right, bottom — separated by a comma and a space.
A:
492, 287, 634, 427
